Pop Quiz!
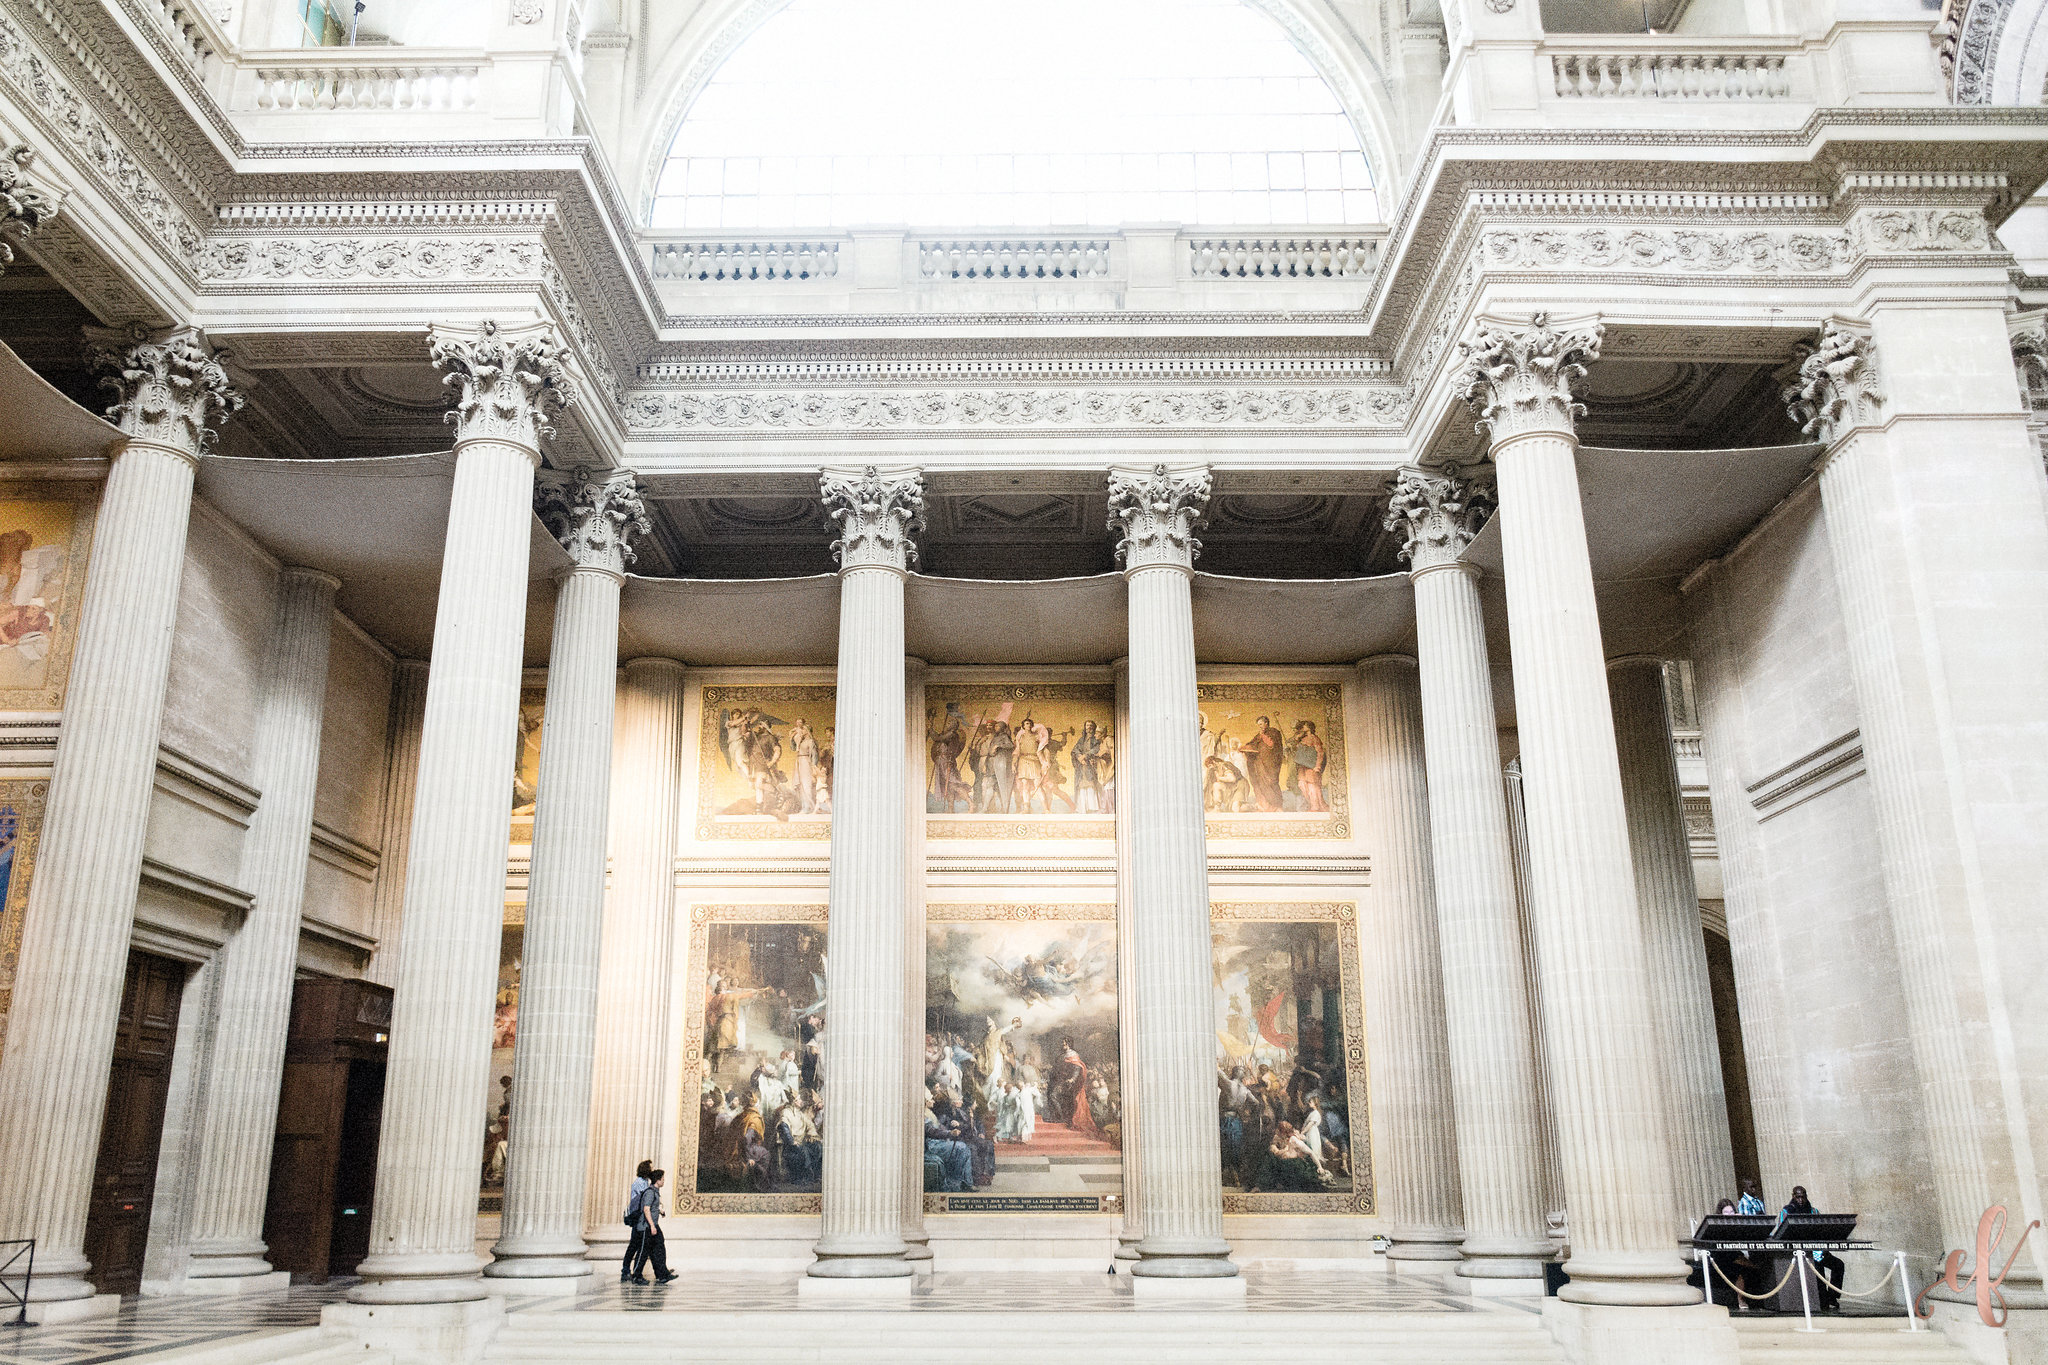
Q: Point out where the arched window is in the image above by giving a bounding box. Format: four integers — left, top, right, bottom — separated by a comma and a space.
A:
653, 0, 1377, 230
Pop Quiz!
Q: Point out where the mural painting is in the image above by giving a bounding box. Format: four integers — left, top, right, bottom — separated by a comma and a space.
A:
680, 905, 828, 1212
0, 495, 93, 710
510, 684, 544, 845
1198, 682, 1350, 839
0, 781, 50, 1064
925, 683, 1116, 841
479, 913, 522, 1212
924, 904, 1121, 1214
1213, 902, 1372, 1214
697, 686, 836, 840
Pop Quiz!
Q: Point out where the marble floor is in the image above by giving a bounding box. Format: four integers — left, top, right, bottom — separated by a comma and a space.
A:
0, 1280, 351, 1365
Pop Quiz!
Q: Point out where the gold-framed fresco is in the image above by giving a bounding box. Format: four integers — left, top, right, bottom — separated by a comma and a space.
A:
509, 684, 544, 846
1213, 901, 1372, 1215
677, 904, 829, 1214
0, 780, 49, 1064
925, 682, 1116, 841
478, 904, 522, 1214
923, 903, 1122, 1216
0, 487, 97, 711
696, 685, 836, 841
1198, 682, 1350, 840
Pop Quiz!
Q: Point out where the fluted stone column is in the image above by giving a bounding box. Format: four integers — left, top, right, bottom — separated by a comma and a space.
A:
1107, 465, 1239, 1289
0, 326, 238, 1315
806, 465, 923, 1288
901, 657, 932, 1267
346, 322, 573, 1311
582, 657, 685, 1258
1503, 760, 1569, 1231
1456, 315, 1697, 1311
184, 568, 340, 1289
1111, 657, 1143, 1266
0, 143, 57, 275
365, 660, 428, 989
1608, 657, 1735, 1239
1386, 468, 1551, 1287
1355, 656, 1466, 1270
487, 469, 649, 1288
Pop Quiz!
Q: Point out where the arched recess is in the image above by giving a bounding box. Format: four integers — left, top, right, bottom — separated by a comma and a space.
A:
1949, 0, 2048, 104
623, 0, 1406, 225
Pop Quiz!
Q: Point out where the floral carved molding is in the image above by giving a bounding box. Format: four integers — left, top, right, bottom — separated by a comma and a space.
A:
1479, 210, 1991, 276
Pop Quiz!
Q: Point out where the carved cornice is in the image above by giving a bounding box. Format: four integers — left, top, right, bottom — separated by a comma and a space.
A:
1455, 313, 1603, 445
85, 322, 241, 457
1107, 463, 1211, 573
428, 319, 575, 452
1781, 319, 1882, 447
0, 142, 57, 271
820, 465, 925, 573
1384, 463, 1494, 573
535, 466, 650, 575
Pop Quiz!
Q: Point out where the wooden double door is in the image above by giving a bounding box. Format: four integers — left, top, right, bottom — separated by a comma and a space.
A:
83, 950, 186, 1296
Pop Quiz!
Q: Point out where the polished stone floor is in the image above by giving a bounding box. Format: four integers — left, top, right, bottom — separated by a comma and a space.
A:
0, 1280, 351, 1365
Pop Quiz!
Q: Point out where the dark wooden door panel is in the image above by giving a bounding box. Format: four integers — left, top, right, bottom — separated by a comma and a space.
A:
83, 950, 186, 1297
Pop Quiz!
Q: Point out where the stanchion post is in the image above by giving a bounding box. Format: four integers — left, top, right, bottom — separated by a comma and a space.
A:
1898, 1251, 1922, 1332
1796, 1252, 1820, 1333
1699, 1249, 1713, 1307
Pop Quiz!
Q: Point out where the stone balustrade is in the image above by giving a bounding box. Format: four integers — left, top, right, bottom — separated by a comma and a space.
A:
1186, 236, 1377, 279
651, 241, 841, 282
1548, 48, 1794, 100
146, 0, 226, 78
242, 52, 485, 112
917, 239, 1114, 280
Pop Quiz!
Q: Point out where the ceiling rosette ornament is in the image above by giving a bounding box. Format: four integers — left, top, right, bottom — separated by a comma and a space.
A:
1781, 320, 1883, 447
85, 323, 242, 458
1383, 464, 1496, 573
535, 467, 651, 575
1107, 463, 1212, 571
428, 320, 577, 451
820, 465, 927, 572
1455, 313, 1604, 443
0, 144, 58, 274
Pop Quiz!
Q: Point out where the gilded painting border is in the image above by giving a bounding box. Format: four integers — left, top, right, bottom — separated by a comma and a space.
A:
925, 682, 1116, 842
1199, 682, 1350, 840
923, 901, 1122, 1216
0, 482, 98, 712
1213, 900, 1373, 1215
509, 684, 545, 848
676, 903, 828, 1214
695, 685, 836, 842
0, 780, 52, 1064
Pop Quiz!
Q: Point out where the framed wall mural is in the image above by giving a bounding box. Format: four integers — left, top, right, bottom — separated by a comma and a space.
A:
0, 781, 50, 1064
1213, 901, 1372, 1214
678, 904, 828, 1213
696, 686, 836, 841
478, 910, 522, 1213
509, 684, 544, 846
1198, 682, 1349, 839
923, 903, 1121, 1215
925, 682, 1116, 840
0, 491, 96, 711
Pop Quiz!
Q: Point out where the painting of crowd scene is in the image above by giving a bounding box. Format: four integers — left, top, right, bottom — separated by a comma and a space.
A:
924, 907, 1121, 1212
510, 685, 544, 845
1198, 682, 1350, 839
683, 910, 828, 1210
478, 917, 522, 1211
0, 781, 48, 1064
698, 686, 836, 840
1213, 904, 1372, 1214
0, 497, 88, 710
926, 684, 1116, 839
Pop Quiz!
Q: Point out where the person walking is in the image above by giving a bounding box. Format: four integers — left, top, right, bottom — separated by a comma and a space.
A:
629, 1168, 677, 1285
620, 1158, 653, 1282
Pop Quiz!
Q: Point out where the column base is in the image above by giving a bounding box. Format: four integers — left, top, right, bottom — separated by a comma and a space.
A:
1447, 1271, 1547, 1298
484, 1247, 596, 1283
1131, 1274, 1248, 1303
173, 1269, 292, 1296
347, 1251, 489, 1305
322, 1296, 505, 1365
1541, 1298, 1737, 1365
1556, 1249, 1701, 1307
797, 1273, 915, 1299
1926, 1300, 2048, 1365
481, 1272, 598, 1298
14, 1293, 120, 1325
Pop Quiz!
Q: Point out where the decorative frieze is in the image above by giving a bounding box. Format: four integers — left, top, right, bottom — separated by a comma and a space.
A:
428, 320, 576, 450
534, 467, 650, 575
820, 465, 926, 573
622, 386, 1413, 434
1384, 464, 1495, 572
1107, 464, 1211, 572
1781, 319, 1882, 447
1481, 225, 1853, 274
199, 236, 542, 282
1455, 313, 1604, 443
85, 323, 241, 456
0, 144, 58, 271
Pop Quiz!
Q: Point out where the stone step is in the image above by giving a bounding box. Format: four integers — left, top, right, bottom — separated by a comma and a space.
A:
144, 1324, 395, 1364
1734, 1315, 1971, 1364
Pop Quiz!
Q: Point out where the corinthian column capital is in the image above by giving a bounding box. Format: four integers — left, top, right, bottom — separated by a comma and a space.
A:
1455, 313, 1604, 444
1107, 463, 1211, 573
1782, 318, 1883, 447
428, 319, 576, 452
1385, 464, 1496, 573
536, 467, 650, 577
0, 144, 58, 274
820, 465, 926, 572
85, 323, 242, 460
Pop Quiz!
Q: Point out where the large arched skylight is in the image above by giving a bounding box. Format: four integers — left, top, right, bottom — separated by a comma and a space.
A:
652, 0, 1377, 230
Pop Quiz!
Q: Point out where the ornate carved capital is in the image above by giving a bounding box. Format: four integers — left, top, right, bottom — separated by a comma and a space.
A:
1107, 464, 1211, 572
535, 466, 650, 576
1455, 312, 1603, 445
85, 323, 241, 458
0, 144, 57, 274
1384, 464, 1496, 573
428, 320, 576, 452
2011, 313, 2048, 415
1782, 319, 1883, 446
820, 465, 926, 573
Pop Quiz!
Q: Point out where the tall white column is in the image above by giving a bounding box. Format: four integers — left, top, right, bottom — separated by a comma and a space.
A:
0, 326, 239, 1312
1503, 760, 1569, 1230
1355, 656, 1466, 1269
1107, 465, 1239, 1287
348, 321, 572, 1308
487, 469, 649, 1286
901, 657, 932, 1266
1386, 467, 1551, 1285
582, 657, 685, 1258
1111, 657, 1142, 1266
365, 659, 428, 989
807, 465, 923, 1286
184, 567, 340, 1287
1608, 657, 1736, 1238
0, 143, 56, 276
1456, 314, 1696, 1308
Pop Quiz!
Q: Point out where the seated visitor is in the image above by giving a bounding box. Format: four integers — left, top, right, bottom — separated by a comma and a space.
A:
1783, 1185, 1844, 1311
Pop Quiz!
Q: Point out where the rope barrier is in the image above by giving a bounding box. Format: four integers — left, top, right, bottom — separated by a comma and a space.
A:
1811, 1259, 1902, 1301
1709, 1255, 1800, 1302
